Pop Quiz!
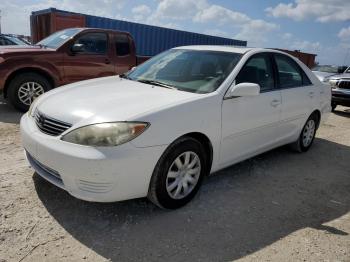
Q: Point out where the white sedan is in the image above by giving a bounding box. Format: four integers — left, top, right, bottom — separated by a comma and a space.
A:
21, 46, 331, 209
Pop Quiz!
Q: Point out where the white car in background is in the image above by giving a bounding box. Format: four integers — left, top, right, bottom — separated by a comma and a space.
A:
312, 65, 348, 82
21, 46, 331, 209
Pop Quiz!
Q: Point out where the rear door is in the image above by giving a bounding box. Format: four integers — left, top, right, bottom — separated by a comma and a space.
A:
273, 54, 319, 141
113, 34, 136, 75
220, 53, 283, 167
63, 31, 115, 83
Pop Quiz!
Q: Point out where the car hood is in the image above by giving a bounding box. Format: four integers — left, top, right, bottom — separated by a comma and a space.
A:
35, 76, 202, 126
0, 45, 55, 54
312, 71, 336, 81
329, 72, 350, 80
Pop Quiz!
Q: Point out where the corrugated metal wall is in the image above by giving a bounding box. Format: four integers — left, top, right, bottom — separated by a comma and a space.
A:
31, 8, 247, 56
84, 15, 247, 56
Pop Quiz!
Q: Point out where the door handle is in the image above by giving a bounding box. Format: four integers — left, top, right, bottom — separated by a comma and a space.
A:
308, 91, 314, 98
270, 100, 281, 107
105, 58, 111, 64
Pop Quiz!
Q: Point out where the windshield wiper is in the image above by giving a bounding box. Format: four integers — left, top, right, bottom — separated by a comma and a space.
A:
35, 43, 47, 48
120, 73, 131, 80
136, 79, 177, 90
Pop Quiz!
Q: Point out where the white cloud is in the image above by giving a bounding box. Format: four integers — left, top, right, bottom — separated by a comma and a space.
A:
290, 40, 321, 53
235, 20, 279, 46
266, 0, 350, 22
193, 4, 278, 45
152, 0, 207, 21
132, 4, 152, 22
338, 26, 350, 41
282, 32, 293, 40
193, 5, 250, 25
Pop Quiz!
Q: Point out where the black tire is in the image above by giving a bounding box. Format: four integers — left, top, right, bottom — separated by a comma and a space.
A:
8, 72, 51, 112
148, 137, 208, 209
331, 102, 337, 112
291, 113, 319, 153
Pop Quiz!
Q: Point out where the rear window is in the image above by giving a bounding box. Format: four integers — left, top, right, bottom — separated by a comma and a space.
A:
116, 35, 130, 56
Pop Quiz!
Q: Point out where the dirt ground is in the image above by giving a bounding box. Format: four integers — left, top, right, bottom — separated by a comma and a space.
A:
0, 97, 349, 262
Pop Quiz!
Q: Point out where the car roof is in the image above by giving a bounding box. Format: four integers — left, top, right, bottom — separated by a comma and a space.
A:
173, 45, 285, 55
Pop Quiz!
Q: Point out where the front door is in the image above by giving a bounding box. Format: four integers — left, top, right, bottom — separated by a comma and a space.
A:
63, 32, 115, 84
220, 53, 282, 167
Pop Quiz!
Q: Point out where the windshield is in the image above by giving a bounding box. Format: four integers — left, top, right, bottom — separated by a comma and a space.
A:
5, 36, 28, 45
126, 49, 242, 94
37, 28, 82, 49
312, 65, 339, 74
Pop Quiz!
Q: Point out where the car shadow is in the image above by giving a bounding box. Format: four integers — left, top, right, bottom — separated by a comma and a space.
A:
333, 107, 350, 118
0, 97, 23, 124
33, 138, 350, 261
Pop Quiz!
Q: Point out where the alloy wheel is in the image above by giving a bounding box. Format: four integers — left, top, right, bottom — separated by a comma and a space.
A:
18, 82, 45, 106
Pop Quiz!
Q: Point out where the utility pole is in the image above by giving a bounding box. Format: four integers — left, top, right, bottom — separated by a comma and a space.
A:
0, 10, 2, 34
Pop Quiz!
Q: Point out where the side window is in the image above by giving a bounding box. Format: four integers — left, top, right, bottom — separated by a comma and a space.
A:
302, 71, 312, 86
236, 54, 275, 91
275, 54, 303, 88
74, 33, 107, 54
115, 34, 130, 56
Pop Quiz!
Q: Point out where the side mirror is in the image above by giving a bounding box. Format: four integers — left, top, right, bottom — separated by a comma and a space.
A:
71, 43, 84, 53
225, 82, 260, 98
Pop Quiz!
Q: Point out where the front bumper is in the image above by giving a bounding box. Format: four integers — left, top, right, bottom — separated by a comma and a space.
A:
332, 89, 350, 107
20, 113, 167, 202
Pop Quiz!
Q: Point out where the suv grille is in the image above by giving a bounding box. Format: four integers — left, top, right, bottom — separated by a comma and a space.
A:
337, 80, 350, 90
34, 110, 72, 136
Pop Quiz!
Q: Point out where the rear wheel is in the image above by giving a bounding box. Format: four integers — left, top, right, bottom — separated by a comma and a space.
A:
291, 113, 319, 152
148, 137, 208, 209
8, 73, 51, 112
331, 102, 337, 112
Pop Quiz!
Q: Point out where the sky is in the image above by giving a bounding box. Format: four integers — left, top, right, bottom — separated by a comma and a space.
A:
0, 0, 349, 65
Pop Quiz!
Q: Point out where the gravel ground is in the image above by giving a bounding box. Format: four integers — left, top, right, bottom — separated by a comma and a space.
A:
0, 97, 349, 262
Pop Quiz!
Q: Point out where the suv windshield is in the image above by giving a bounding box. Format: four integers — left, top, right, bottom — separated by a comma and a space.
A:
37, 28, 82, 49
126, 49, 242, 94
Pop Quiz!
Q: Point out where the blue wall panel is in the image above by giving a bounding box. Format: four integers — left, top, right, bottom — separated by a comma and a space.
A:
32, 8, 247, 56
85, 14, 247, 56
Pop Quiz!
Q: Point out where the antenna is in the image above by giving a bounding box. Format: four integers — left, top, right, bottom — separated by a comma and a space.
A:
0, 10, 2, 34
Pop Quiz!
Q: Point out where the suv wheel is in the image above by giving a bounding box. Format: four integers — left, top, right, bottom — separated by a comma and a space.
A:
8, 72, 51, 112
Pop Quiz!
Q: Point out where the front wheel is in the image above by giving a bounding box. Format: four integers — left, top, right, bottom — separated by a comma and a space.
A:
7, 72, 51, 112
148, 137, 208, 209
291, 113, 318, 152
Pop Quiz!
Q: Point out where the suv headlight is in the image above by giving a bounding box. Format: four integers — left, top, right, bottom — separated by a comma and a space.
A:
61, 122, 149, 147
329, 79, 338, 88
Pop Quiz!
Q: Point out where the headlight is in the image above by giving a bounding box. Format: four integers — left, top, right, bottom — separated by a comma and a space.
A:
61, 122, 149, 147
329, 79, 338, 88
322, 76, 330, 83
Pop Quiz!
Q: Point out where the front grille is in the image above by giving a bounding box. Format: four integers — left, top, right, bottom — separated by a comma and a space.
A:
26, 152, 64, 189
337, 80, 350, 90
34, 110, 72, 136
